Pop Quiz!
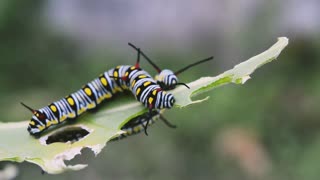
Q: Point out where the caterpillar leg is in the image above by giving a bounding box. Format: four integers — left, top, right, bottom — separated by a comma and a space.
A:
159, 114, 177, 128
142, 108, 153, 136
141, 110, 176, 136
142, 105, 156, 136
143, 120, 149, 136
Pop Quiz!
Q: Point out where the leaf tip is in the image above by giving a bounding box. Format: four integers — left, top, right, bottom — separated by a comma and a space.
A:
273, 37, 289, 58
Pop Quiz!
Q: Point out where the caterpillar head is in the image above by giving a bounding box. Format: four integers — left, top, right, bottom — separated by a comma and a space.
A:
28, 113, 47, 135
164, 92, 175, 108
147, 90, 175, 109
155, 92, 175, 109
154, 69, 179, 90
21, 102, 47, 136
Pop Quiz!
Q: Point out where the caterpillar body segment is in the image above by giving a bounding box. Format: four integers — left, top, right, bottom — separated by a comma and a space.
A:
25, 65, 174, 136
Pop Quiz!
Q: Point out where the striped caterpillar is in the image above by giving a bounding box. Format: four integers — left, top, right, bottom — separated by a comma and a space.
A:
22, 43, 213, 137
110, 110, 177, 141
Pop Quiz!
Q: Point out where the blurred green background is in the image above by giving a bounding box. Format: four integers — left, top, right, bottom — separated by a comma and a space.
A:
1, 1, 320, 180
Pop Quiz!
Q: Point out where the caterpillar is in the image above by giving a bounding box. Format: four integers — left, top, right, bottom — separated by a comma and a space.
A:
110, 110, 176, 141
22, 43, 213, 137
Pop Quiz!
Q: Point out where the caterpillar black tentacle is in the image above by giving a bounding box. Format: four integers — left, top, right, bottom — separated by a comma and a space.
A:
128, 42, 214, 90
128, 43, 162, 73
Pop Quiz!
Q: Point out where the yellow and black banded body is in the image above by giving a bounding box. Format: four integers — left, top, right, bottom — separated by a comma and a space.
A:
25, 44, 212, 136
27, 65, 175, 135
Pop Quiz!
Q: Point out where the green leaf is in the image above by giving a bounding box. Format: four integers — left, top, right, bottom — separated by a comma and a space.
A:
0, 37, 288, 174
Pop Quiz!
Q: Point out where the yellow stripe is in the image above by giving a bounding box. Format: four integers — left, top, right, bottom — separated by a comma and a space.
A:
67, 97, 75, 106
143, 81, 151, 86
46, 121, 52, 127
78, 107, 86, 115
60, 115, 67, 122
113, 71, 118, 77
38, 125, 45, 131
50, 105, 57, 112
87, 103, 96, 109
84, 87, 92, 96
139, 75, 147, 78
51, 119, 58, 125
68, 112, 76, 118
152, 90, 157, 95
148, 97, 154, 104
100, 77, 107, 86
97, 96, 104, 104
114, 86, 123, 92
104, 93, 112, 99
136, 88, 141, 95
29, 121, 35, 126
131, 80, 136, 87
